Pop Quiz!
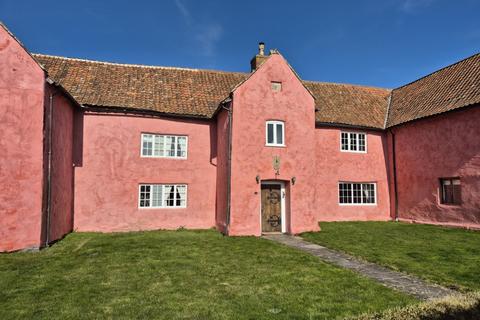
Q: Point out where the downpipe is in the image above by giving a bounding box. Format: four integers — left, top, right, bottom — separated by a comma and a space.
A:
45, 89, 57, 247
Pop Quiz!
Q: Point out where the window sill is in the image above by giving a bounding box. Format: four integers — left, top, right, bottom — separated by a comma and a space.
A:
265, 144, 286, 148
138, 206, 187, 210
438, 203, 462, 208
140, 155, 188, 160
340, 150, 367, 154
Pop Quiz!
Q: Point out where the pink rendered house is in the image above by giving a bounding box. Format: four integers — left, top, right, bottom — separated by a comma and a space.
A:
1, 23, 479, 252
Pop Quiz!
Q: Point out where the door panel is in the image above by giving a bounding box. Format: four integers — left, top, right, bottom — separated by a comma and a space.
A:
261, 184, 282, 232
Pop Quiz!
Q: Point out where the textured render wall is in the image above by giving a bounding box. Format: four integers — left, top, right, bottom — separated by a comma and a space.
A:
391, 106, 480, 228
215, 108, 229, 232
74, 113, 217, 232
315, 127, 391, 221
47, 85, 74, 242
229, 54, 319, 235
0, 27, 45, 251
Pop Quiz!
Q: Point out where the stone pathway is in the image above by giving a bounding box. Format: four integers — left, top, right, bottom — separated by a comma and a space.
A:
263, 234, 454, 300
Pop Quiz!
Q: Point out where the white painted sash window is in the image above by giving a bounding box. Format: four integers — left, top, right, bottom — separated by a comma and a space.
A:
141, 134, 187, 158
339, 182, 376, 205
341, 132, 366, 152
139, 184, 187, 208
266, 120, 285, 146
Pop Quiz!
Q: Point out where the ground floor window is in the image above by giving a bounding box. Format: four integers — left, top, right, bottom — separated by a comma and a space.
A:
139, 184, 187, 208
339, 182, 376, 205
440, 178, 461, 205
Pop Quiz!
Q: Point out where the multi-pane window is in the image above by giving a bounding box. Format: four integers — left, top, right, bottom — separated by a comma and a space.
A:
440, 178, 461, 205
266, 120, 285, 146
339, 182, 376, 205
341, 132, 366, 152
139, 184, 187, 208
141, 134, 187, 158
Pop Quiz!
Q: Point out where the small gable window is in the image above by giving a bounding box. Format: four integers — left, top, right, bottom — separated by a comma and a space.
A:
271, 81, 282, 92
440, 178, 461, 205
266, 120, 285, 147
341, 131, 366, 153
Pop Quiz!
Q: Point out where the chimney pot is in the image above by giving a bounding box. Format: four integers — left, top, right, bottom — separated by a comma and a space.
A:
250, 41, 268, 72
259, 42, 265, 56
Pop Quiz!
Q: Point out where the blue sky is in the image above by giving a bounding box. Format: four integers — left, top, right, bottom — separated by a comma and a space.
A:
1, 0, 479, 88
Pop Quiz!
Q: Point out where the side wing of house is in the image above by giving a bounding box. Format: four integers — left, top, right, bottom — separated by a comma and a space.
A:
73, 112, 217, 232
389, 106, 480, 228
0, 24, 46, 251
387, 53, 480, 229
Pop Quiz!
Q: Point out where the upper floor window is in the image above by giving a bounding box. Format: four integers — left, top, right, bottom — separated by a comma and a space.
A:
341, 131, 366, 153
266, 120, 285, 147
339, 182, 376, 205
141, 133, 187, 159
440, 178, 461, 205
139, 184, 187, 208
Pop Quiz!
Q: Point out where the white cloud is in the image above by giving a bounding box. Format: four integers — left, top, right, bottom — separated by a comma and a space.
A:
400, 0, 435, 13
174, 0, 192, 25
195, 24, 223, 56
173, 0, 223, 57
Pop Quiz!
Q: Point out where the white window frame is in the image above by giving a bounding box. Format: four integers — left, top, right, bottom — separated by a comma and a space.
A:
338, 182, 377, 206
265, 120, 285, 147
140, 133, 188, 159
138, 184, 188, 209
340, 131, 367, 153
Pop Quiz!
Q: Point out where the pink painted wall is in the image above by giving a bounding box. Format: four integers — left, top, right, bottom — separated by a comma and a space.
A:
47, 84, 75, 242
229, 53, 319, 235
215, 108, 229, 232
390, 106, 480, 228
315, 127, 391, 221
74, 113, 217, 232
0, 26, 45, 251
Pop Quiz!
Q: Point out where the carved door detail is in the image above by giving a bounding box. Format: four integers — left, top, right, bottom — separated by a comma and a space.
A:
261, 184, 282, 232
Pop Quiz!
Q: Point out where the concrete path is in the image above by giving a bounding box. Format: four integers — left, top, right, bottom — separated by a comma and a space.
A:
263, 234, 454, 300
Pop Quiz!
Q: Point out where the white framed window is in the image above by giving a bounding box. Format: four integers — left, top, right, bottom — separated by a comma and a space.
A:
339, 182, 376, 205
139, 184, 187, 208
266, 120, 285, 146
341, 131, 366, 153
141, 133, 188, 159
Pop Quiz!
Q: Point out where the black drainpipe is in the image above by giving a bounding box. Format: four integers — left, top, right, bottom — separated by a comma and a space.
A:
222, 100, 233, 234
391, 130, 399, 221
45, 87, 57, 247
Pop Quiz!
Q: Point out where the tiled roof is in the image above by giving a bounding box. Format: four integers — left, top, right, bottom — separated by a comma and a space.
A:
33, 54, 390, 127
387, 53, 480, 127
34, 53, 480, 129
305, 82, 390, 129
33, 54, 248, 118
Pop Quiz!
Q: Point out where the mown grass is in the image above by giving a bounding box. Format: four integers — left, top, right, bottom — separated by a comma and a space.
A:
302, 222, 480, 291
0, 229, 415, 319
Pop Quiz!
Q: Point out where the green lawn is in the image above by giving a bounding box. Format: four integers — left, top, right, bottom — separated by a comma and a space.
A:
0, 230, 415, 319
302, 222, 480, 291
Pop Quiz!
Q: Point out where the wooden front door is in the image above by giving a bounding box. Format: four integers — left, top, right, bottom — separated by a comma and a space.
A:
261, 184, 282, 232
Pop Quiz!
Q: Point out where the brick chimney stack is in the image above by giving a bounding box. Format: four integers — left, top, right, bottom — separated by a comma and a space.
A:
250, 42, 269, 72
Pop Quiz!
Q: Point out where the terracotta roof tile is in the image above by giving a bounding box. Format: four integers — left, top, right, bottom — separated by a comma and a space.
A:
387, 53, 480, 127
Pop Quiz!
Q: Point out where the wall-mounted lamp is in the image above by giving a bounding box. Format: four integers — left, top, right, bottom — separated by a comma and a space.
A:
256, 175, 261, 184
291, 177, 296, 185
